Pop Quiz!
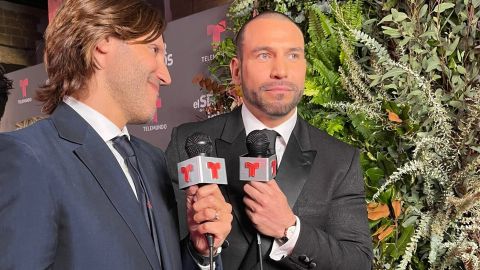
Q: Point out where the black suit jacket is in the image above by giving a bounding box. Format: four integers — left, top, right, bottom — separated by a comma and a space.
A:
0, 103, 205, 269
166, 107, 373, 270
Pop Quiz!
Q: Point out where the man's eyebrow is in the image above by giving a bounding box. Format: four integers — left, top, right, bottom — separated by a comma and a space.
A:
150, 42, 166, 51
251, 46, 305, 53
288, 47, 305, 53
252, 46, 273, 53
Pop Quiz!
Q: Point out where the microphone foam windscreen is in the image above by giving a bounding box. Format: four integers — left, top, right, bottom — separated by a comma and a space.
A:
185, 132, 213, 157
246, 130, 269, 157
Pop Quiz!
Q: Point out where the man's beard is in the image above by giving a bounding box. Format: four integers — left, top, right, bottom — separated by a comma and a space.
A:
242, 81, 303, 118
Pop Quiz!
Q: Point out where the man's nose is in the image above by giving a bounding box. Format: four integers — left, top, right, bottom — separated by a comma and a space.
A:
270, 58, 288, 79
157, 61, 172, 86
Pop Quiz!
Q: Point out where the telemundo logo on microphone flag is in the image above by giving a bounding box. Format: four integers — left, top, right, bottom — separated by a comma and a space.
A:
177, 155, 227, 189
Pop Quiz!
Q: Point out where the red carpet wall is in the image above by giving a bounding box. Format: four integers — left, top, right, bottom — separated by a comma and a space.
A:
1, 5, 229, 150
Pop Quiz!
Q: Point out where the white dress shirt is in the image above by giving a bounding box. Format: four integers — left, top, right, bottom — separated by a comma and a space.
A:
64, 96, 139, 199
241, 105, 301, 260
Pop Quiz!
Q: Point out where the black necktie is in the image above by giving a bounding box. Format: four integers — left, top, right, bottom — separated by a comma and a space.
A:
112, 135, 162, 266
263, 129, 278, 155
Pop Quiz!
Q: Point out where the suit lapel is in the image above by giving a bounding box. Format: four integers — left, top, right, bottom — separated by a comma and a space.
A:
213, 109, 317, 269
51, 104, 161, 270
276, 118, 317, 209
241, 117, 317, 270
215, 108, 257, 244
133, 140, 181, 270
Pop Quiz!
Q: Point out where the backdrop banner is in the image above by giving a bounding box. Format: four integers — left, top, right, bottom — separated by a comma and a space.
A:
1, 4, 229, 150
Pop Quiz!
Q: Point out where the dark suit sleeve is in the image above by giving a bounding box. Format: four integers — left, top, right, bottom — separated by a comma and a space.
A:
0, 134, 58, 269
280, 149, 372, 270
166, 127, 190, 240
165, 126, 181, 188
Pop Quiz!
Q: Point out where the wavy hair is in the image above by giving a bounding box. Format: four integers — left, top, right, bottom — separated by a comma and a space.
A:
37, 0, 165, 114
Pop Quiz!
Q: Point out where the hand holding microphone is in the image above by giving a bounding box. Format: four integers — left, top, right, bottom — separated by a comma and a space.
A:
241, 130, 295, 239
177, 132, 232, 258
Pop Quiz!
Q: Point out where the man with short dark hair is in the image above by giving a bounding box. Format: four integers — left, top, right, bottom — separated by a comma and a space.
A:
0, 0, 231, 269
167, 12, 372, 269
0, 66, 12, 121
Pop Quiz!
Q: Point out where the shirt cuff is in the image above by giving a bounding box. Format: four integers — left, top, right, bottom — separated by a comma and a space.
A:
269, 216, 301, 261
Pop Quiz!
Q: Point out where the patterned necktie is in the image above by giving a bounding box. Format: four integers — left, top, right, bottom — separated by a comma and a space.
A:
112, 135, 162, 266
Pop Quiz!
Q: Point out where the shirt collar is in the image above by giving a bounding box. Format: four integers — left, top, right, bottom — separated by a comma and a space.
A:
241, 105, 297, 144
64, 96, 130, 142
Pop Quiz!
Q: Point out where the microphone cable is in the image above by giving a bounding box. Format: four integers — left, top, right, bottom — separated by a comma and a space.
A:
207, 234, 214, 270
257, 233, 264, 270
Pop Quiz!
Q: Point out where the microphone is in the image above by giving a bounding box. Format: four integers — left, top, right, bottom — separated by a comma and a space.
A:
239, 130, 277, 182
177, 132, 227, 189
177, 132, 227, 269
239, 130, 278, 270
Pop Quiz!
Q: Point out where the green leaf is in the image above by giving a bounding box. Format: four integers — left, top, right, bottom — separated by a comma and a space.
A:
391, 9, 409, 22
384, 242, 396, 255
448, 100, 463, 109
426, 55, 441, 72
379, 187, 394, 203
471, 146, 480, 153
434, 3, 455, 13
419, 30, 436, 38
379, 14, 393, 24
398, 36, 411, 47
382, 68, 405, 79
412, 255, 427, 270
382, 26, 402, 38
377, 154, 397, 176
392, 225, 415, 259
366, 167, 385, 183
369, 219, 382, 229
326, 118, 344, 135
304, 80, 319, 96
402, 215, 418, 227
382, 0, 398, 10
473, 0, 480, 8
369, 75, 381, 87
384, 84, 398, 90
446, 37, 460, 56
419, 4, 429, 18
456, 65, 466, 74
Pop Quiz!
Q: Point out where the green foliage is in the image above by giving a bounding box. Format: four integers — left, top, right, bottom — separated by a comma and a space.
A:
206, 0, 480, 269
333, 1, 480, 269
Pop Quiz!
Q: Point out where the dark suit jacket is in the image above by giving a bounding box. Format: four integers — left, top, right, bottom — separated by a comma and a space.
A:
0, 103, 203, 269
166, 107, 373, 270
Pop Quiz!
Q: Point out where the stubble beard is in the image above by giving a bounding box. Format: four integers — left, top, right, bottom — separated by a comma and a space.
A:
242, 81, 303, 118
108, 63, 157, 125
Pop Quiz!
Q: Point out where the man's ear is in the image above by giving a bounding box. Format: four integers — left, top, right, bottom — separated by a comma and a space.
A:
230, 57, 241, 85
93, 37, 113, 69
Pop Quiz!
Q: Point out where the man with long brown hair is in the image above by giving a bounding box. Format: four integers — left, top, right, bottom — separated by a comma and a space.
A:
0, 0, 231, 269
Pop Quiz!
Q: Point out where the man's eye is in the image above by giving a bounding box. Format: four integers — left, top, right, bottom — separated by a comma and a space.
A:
258, 53, 269, 60
289, 53, 299, 60
151, 46, 160, 54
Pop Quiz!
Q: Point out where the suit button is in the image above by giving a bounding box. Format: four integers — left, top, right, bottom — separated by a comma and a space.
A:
299, 255, 310, 263
309, 261, 317, 268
